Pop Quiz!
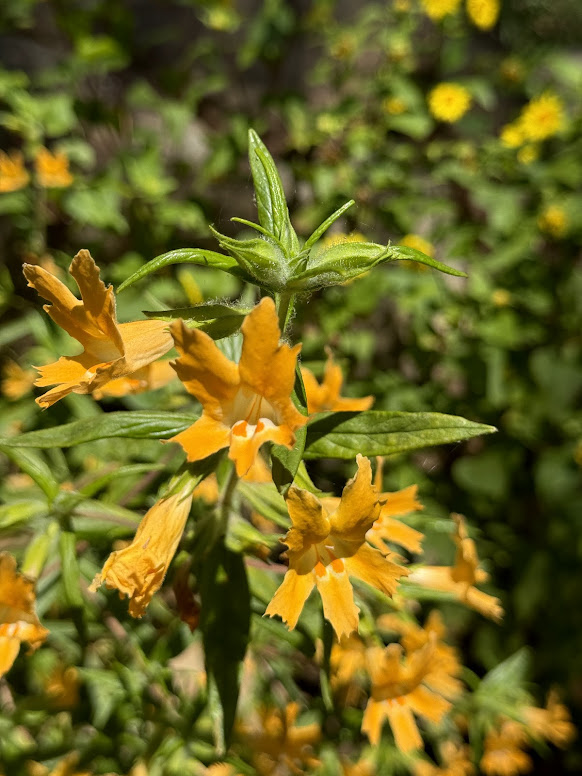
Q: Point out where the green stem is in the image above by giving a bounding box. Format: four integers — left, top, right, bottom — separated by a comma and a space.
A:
275, 290, 295, 333
218, 465, 239, 536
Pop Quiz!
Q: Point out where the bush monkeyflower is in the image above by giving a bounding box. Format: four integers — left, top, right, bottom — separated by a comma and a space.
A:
480, 720, 532, 776
0, 150, 30, 192
523, 690, 576, 747
91, 360, 176, 399
519, 93, 564, 141
167, 297, 306, 477
23, 250, 174, 408
537, 205, 568, 239
428, 83, 472, 123
421, 0, 462, 21
500, 123, 525, 148
414, 740, 475, 776
301, 350, 374, 414
266, 455, 407, 639
408, 514, 503, 621
89, 482, 194, 617
466, 0, 500, 30
34, 147, 74, 188
0, 552, 49, 678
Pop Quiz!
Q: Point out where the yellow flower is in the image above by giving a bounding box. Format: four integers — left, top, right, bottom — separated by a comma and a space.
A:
500, 123, 525, 148
0, 150, 30, 192
266, 455, 407, 639
362, 638, 460, 751
23, 250, 174, 408
320, 231, 367, 249
519, 93, 564, 142
401, 234, 435, 258
44, 664, 80, 708
408, 514, 503, 621
238, 702, 321, 776
480, 720, 532, 776
383, 96, 407, 115
168, 298, 307, 478
90, 483, 194, 617
421, 0, 462, 20
91, 360, 176, 399
537, 205, 568, 238
516, 144, 539, 164
330, 632, 367, 707
1, 359, 36, 400
466, 0, 500, 30
0, 553, 49, 678
414, 740, 475, 776
301, 350, 374, 414
491, 289, 511, 307
34, 147, 73, 188
341, 757, 376, 776
522, 690, 576, 747
428, 83, 472, 123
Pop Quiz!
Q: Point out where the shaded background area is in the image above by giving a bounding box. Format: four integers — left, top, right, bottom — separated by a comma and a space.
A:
1, 1, 582, 773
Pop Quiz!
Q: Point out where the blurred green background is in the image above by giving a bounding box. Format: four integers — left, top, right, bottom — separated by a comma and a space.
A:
1, 0, 581, 774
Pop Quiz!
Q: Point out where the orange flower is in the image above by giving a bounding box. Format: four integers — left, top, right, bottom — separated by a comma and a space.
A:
238, 702, 321, 776
480, 720, 532, 776
0, 553, 49, 678
408, 515, 503, 621
44, 664, 80, 708
0, 150, 29, 192
266, 455, 407, 639
414, 740, 474, 776
301, 350, 374, 414
91, 360, 176, 399
34, 147, 73, 188
89, 483, 193, 617
362, 639, 460, 751
330, 632, 367, 706
1, 359, 36, 400
24, 250, 174, 408
523, 690, 576, 747
168, 297, 306, 477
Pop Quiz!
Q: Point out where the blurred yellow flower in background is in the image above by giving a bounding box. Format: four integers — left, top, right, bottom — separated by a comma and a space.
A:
383, 96, 407, 115
428, 84, 472, 123
0, 553, 49, 678
301, 349, 373, 414
466, 0, 500, 30
421, 0, 462, 21
401, 234, 435, 258
0, 150, 30, 192
517, 144, 539, 164
500, 123, 525, 148
414, 740, 475, 776
44, 665, 80, 708
523, 689, 576, 747
519, 93, 564, 141
1, 359, 36, 400
480, 720, 531, 776
537, 205, 568, 238
34, 148, 73, 188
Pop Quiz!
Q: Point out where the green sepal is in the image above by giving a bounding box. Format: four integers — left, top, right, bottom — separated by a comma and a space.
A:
144, 302, 252, 339
303, 410, 496, 459
116, 248, 249, 293
196, 540, 250, 753
302, 200, 355, 253
248, 129, 300, 256
209, 226, 287, 290
387, 244, 468, 276
0, 410, 198, 448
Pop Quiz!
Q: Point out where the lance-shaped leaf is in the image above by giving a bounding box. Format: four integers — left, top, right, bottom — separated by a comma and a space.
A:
0, 411, 198, 448
303, 411, 496, 459
117, 248, 249, 293
209, 226, 288, 289
0, 445, 60, 499
248, 129, 299, 257
289, 241, 466, 291
144, 302, 252, 339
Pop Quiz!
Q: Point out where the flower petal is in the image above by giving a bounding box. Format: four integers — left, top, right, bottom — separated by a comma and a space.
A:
283, 487, 331, 556
169, 319, 239, 419
361, 699, 387, 746
330, 455, 380, 546
407, 684, 451, 723
228, 420, 295, 477
265, 568, 315, 630
344, 544, 407, 598
385, 700, 423, 752
369, 517, 424, 554
117, 319, 174, 373
0, 635, 21, 677
168, 415, 231, 463
315, 561, 359, 639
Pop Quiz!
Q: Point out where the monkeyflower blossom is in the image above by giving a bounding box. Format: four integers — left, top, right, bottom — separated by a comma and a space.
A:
0, 150, 30, 192
408, 515, 503, 621
1, 359, 36, 400
362, 639, 461, 751
266, 455, 407, 639
466, 0, 500, 30
168, 297, 306, 477
414, 740, 475, 776
301, 350, 373, 414
421, 0, 462, 21
480, 720, 532, 776
519, 93, 564, 142
90, 482, 193, 617
23, 250, 173, 408
523, 690, 576, 748
0, 552, 49, 678
91, 360, 176, 399
34, 147, 73, 188
428, 83, 472, 123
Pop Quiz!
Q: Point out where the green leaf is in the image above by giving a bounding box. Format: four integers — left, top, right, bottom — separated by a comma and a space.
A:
0, 411, 198, 449
248, 129, 299, 256
144, 302, 251, 339
303, 411, 496, 459
271, 368, 308, 494
481, 648, 531, 689
0, 501, 46, 530
81, 668, 126, 728
303, 200, 355, 252
0, 445, 59, 499
117, 249, 247, 293
197, 541, 250, 752
387, 245, 467, 276
59, 530, 84, 609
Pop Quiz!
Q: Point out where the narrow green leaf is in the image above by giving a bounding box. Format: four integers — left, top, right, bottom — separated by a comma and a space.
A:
248, 129, 299, 256
303, 200, 355, 252
0, 411, 198, 448
0, 444, 59, 499
0, 501, 46, 530
59, 530, 84, 608
144, 303, 250, 338
303, 411, 496, 459
387, 245, 467, 277
116, 248, 247, 292
198, 541, 250, 751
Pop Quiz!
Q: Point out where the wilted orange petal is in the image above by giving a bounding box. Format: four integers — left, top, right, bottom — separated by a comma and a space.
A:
344, 544, 407, 598
315, 563, 359, 639
168, 415, 231, 463
265, 568, 315, 630
386, 701, 424, 752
